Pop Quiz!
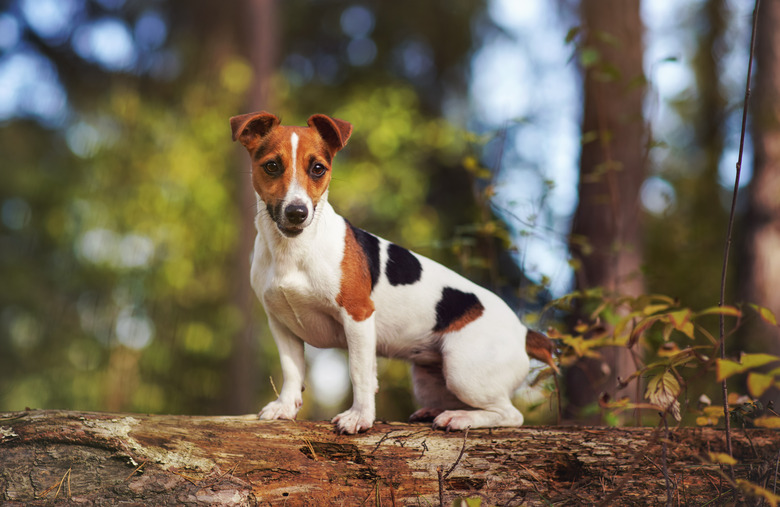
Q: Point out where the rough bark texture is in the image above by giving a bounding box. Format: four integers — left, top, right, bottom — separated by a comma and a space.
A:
2, 410, 778, 506
567, 0, 647, 420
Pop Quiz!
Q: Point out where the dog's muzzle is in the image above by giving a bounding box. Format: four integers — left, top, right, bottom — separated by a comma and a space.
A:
266, 200, 311, 237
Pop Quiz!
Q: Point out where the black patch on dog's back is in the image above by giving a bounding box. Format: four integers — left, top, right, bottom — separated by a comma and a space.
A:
385, 243, 422, 286
345, 220, 380, 290
433, 287, 485, 333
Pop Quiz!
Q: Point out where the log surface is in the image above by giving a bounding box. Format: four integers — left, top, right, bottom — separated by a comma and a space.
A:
0, 410, 778, 505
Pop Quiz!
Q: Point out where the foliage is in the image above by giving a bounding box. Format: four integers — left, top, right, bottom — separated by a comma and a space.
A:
543, 289, 780, 426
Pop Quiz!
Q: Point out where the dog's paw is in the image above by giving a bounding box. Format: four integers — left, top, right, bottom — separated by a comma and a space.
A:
408, 407, 444, 423
432, 410, 474, 431
331, 408, 374, 434
258, 398, 301, 421
432, 408, 524, 431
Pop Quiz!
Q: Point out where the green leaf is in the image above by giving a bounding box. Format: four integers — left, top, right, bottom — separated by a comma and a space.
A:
565, 26, 581, 44
579, 47, 600, 68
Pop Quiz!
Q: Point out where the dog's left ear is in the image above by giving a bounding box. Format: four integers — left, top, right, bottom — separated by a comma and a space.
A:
307, 114, 352, 154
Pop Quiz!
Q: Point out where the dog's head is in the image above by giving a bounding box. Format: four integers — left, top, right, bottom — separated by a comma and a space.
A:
230, 112, 352, 237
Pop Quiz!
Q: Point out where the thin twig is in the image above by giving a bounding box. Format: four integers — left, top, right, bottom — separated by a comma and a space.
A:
443, 427, 470, 479
437, 428, 470, 506
437, 466, 445, 507
717, 0, 761, 478
125, 461, 147, 481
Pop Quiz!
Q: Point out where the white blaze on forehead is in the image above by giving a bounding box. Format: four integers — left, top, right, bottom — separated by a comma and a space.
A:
290, 132, 299, 173
284, 131, 310, 206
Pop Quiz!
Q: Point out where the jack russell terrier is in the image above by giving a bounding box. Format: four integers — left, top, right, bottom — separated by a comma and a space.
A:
230, 111, 556, 434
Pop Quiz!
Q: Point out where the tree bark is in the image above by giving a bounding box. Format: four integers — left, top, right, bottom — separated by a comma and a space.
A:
742, 0, 780, 407
567, 0, 647, 420
2, 410, 778, 506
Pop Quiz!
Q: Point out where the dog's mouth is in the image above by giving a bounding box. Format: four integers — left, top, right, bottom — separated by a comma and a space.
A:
277, 224, 304, 237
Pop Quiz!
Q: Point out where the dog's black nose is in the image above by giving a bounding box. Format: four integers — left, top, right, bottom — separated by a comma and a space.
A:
285, 204, 308, 225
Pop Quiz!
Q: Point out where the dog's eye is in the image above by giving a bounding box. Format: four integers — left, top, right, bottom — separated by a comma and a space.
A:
263, 161, 281, 175
310, 163, 327, 178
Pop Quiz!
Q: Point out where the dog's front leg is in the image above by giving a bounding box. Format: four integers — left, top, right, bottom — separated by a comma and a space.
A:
259, 316, 306, 421
332, 311, 377, 434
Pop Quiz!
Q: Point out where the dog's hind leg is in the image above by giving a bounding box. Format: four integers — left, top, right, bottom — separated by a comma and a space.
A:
431, 324, 529, 430
409, 363, 470, 422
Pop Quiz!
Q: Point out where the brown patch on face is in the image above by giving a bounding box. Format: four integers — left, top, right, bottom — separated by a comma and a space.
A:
249, 126, 334, 210
336, 225, 375, 322
230, 112, 351, 208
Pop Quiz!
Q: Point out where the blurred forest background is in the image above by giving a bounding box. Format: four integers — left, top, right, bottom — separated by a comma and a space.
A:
1, 0, 778, 425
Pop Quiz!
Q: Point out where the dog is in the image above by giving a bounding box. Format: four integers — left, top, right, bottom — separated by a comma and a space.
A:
230, 111, 556, 434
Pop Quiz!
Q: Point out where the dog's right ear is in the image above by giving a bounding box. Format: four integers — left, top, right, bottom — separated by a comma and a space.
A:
230, 111, 280, 151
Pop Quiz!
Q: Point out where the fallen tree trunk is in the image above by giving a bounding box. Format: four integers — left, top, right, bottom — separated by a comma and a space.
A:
0, 410, 777, 505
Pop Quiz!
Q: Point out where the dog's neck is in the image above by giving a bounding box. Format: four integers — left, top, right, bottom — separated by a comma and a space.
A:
254, 190, 335, 256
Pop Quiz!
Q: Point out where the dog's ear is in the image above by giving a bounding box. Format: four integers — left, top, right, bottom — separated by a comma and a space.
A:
307, 114, 352, 154
230, 111, 280, 151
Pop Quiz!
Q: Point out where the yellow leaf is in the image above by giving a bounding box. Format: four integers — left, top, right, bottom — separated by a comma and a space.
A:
642, 304, 670, 316
747, 372, 775, 398
740, 352, 780, 370
753, 416, 780, 429
716, 359, 744, 381
716, 353, 779, 381
697, 305, 742, 318
708, 452, 737, 465
750, 304, 779, 326
703, 406, 724, 416
668, 309, 692, 329
696, 415, 718, 426
737, 479, 780, 507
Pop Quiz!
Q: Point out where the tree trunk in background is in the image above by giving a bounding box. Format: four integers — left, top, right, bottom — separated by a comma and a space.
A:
567, 0, 646, 420
223, 0, 279, 414
742, 0, 780, 407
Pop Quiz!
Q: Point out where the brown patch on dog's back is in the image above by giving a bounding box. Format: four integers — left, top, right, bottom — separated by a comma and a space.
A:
441, 304, 484, 334
336, 225, 376, 322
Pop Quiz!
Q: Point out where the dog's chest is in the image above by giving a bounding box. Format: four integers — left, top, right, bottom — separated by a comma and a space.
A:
254, 254, 346, 348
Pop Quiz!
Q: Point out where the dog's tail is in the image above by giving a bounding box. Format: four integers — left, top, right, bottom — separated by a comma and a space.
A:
525, 329, 559, 374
